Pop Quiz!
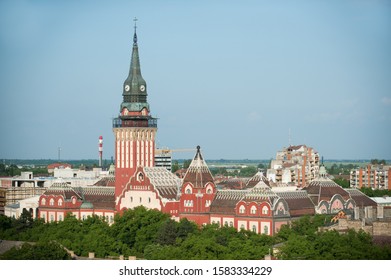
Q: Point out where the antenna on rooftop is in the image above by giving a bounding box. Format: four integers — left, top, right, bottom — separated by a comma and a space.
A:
58, 146, 61, 162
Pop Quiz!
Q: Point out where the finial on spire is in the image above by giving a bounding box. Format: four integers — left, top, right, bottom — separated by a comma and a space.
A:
133, 17, 138, 44
133, 17, 138, 31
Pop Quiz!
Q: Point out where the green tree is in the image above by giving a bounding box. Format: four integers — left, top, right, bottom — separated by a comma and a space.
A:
183, 159, 192, 169
155, 219, 179, 246
257, 163, 265, 169
110, 206, 170, 257
172, 160, 180, 173
0, 241, 71, 260
333, 178, 350, 188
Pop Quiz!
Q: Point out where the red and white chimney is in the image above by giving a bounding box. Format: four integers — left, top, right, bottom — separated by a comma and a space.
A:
99, 136, 103, 167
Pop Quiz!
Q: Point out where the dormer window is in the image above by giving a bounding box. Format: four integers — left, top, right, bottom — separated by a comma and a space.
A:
185, 185, 192, 194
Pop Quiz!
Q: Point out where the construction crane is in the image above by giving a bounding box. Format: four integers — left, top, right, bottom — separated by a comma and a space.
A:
155, 148, 195, 156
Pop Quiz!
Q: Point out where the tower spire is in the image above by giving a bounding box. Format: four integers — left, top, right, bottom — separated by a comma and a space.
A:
120, 18, 149, 113
133, 17, 138, 45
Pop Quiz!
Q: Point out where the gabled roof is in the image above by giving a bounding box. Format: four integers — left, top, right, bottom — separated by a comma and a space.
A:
242, 181, 278, 204
93, 176, 115, 187
81, 186, 115, 210
210, 189, 250, 215
345, 189, 377, 207
43, 182, 82, 200
144, 167, 181, 200
182, 146, 214, 189
246, 171, 270, 188
305, 177, 351, 205
275, 190, 315, 216
47, 163, 72, 169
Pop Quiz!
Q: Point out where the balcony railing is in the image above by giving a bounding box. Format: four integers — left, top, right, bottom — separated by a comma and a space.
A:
112, 117, 157, 128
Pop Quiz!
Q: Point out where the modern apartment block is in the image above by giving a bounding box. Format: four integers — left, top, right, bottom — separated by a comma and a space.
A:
267, 145, 320, 187
350, 165, 391, 190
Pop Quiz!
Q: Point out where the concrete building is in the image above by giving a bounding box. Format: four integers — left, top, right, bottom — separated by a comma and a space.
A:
267, 144, 320, 187
0, 172, 48, 210
0, 187, 6, 215
4, 195, 40, 219
350, 165, 391, 190
154, 150, 172, 171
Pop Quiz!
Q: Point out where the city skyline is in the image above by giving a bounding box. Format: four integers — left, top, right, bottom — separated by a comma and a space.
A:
1, 0, 390, 160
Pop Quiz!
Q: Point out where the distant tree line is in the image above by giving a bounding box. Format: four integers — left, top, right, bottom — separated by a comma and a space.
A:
172, 160, 266, 178
359, 187, 391, 198
326, 163, 359, 175
371, 159, 387, 165
0, 163, 49, 177
1, 207, 391, 260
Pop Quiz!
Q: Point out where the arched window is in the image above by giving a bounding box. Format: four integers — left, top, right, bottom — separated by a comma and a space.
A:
50, 215, 54, 222
224, 221, 228, 227
239, 205, 246, 214
250, 205, 257, 214
58, 199, 63, 207
264, 225, 268, 235
41, 198, 46, 206
252, 225, 257, 233
240, 224, 245, 230
185, 185, 192, 194
262, 205, 269, 215
49, 198, 54, 206
229, 221, 233, 227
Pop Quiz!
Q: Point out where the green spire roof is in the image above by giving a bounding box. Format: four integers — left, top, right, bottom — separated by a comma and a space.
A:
121, 19, 149, 113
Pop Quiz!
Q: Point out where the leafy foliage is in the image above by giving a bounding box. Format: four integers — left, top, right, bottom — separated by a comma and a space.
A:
0, 241, 71, 260
359, 187, 391, 197
333, 177, 350, 188
275, 215, 391, 260
2, 210, 391, 260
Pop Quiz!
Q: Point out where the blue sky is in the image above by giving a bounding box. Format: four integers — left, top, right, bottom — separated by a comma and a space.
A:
1, 0, 390, 160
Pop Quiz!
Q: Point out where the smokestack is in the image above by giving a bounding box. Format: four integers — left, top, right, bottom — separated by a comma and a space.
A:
99, 136, 103, 167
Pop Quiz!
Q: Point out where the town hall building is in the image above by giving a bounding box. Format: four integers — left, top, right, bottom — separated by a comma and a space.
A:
37, 24, 378, 235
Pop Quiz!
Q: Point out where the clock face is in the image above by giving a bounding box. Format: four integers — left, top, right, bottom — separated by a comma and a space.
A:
140, 85, 145, 92
125, 85, 130, 92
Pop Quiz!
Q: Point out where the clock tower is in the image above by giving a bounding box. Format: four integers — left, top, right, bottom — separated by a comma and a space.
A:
113, 20, 157, 210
